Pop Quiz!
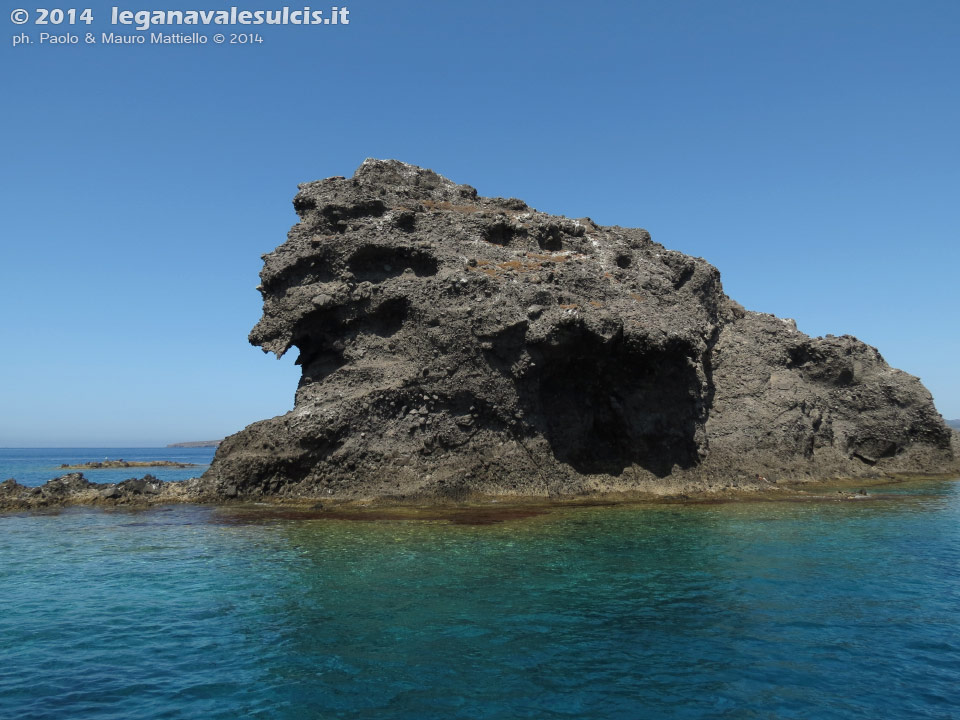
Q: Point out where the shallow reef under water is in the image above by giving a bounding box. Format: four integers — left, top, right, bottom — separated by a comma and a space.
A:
1, 477, 959, 719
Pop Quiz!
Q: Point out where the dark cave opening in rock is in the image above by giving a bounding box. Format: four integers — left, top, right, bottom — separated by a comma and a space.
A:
292, 297, 408, 385
523, 334, 704, 477
536, 225, 563, 251
347, 245, 438, 282
292, 309, 347, 384
312, 199, 388, 232
483, 222, 523, 246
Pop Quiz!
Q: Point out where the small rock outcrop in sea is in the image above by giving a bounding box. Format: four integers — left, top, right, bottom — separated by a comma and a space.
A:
0, 474, 211, 511
58, 460, 199, 470
202, 159, 957, 500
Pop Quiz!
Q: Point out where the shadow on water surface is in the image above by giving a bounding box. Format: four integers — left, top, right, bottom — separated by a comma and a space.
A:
211, 504, 551, 526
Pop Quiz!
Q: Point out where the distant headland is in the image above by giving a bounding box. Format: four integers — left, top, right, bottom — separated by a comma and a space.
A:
166, 440, 222, 448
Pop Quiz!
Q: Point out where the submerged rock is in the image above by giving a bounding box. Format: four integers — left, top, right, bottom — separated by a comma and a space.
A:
203, 159, 956, 500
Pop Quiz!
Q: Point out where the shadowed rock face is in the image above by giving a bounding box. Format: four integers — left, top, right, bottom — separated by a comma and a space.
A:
203, 159, 955, 499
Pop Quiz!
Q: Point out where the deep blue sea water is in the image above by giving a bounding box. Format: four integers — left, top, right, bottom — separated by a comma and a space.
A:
0, 447, 216, 486
2, 451, 959, 719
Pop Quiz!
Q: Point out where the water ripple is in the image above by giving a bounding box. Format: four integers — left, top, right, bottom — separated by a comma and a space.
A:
1, 484, 960, 718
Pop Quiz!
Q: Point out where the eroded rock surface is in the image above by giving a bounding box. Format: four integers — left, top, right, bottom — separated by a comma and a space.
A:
0, 474, 211, 511
203, 159, 956, 500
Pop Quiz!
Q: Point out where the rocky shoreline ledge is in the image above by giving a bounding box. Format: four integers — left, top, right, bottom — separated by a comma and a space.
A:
0, 474, 214, 511
3, 468, 958, 514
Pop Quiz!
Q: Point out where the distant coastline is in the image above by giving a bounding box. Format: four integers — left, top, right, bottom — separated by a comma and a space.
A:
167, 440, 222, 448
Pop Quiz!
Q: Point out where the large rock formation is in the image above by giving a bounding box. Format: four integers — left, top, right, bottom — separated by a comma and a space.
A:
203, 159, 956, 500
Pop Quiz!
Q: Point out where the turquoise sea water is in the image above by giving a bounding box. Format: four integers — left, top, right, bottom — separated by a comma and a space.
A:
1, 453, 959, 719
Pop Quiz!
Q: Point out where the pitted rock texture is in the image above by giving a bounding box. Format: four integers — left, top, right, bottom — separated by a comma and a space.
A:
0, 474, 211, 511
203, 159, 956, 500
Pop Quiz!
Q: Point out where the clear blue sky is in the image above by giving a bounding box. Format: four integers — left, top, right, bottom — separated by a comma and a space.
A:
2, 0, 957, 446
